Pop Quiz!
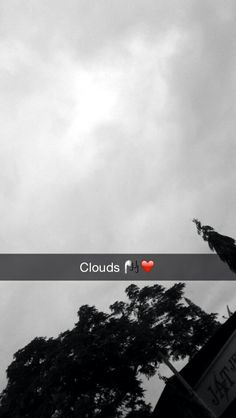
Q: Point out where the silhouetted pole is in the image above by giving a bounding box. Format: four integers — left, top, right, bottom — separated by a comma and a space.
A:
158, 350, 217, 418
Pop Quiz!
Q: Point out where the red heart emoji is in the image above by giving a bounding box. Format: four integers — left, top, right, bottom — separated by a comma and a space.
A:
141, 260, 154, 273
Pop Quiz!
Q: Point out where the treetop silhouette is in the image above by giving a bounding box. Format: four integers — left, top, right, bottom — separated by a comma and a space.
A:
0, 283, 219, 418
193, 219, 236, 274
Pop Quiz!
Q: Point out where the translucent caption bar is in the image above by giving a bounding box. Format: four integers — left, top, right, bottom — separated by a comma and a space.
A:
0, 254, 235, 280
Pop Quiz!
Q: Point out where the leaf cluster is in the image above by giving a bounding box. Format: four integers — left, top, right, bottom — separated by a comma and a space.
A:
0, 283, 219, 418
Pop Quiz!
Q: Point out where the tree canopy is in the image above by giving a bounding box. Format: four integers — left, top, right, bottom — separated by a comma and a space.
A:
0, 283, 220, 418
193, 218, 236, 274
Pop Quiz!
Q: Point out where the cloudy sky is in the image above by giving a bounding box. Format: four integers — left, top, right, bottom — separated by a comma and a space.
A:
0, 0, 236, 409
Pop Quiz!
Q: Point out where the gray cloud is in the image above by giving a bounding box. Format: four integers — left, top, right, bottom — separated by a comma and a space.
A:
0, 1, 235, 251
0, 0, 236, 408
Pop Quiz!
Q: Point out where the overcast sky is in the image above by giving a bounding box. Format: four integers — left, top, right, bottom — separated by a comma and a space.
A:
0, 0, 236, 409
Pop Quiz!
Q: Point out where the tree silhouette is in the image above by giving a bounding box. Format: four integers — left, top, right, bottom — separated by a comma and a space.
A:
193, 219, 236, 274
0, 283, 220, 418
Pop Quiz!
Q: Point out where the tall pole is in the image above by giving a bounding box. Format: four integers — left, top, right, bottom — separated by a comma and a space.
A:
158, 350, 217, 418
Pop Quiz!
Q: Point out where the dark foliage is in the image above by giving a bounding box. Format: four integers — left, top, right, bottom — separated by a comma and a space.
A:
193, 219, 236, 274
0, 283, 220, 418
